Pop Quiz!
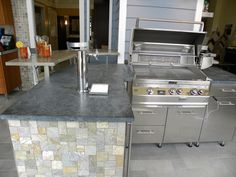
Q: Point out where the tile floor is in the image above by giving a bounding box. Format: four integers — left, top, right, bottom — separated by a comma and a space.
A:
130, 137, 236, 177
1, 91, 236, 177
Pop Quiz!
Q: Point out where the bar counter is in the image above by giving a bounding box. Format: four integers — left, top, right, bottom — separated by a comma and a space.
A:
0, 64, 133, 177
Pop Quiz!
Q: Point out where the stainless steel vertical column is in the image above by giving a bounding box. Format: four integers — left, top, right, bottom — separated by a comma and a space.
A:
77, 50, 88, 93
123, 122, 132, 177
79, 0, 90, 47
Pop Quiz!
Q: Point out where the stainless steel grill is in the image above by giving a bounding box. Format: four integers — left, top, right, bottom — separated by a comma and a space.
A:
129, 18, 211, 147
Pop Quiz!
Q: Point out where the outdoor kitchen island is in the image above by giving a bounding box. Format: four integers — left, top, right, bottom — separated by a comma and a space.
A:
0, 64, 133, 177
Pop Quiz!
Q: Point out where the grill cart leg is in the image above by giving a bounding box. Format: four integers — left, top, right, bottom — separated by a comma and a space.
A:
156, 143, 162, 148
187, 142, 193, 147
219, 141, 225, 147
194, 142, 200, 147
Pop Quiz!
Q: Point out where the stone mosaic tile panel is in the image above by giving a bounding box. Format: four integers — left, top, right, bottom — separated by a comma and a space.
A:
11, 0, 34, 90
11, 0, 30, 46
8, 120, 126, 177
19, 66, 35, 91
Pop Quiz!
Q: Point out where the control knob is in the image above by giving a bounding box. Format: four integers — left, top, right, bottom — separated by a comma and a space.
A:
190, 89, 198, 96
176, 89, 183, 95
169, 88, 176, 95
146, 88, 154, 95
198, 89, 204, 95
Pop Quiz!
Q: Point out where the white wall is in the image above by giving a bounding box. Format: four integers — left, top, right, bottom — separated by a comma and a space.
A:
118, 0, 203, 63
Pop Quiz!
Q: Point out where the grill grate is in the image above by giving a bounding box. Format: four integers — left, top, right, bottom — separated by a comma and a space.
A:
137, 55, 180, 65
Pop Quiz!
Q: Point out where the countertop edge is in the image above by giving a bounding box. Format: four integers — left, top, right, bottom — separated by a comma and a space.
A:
202, 66, 236, 83
0, 114, 134, 123
209, 80, 236, 84
0, 48, 18, 56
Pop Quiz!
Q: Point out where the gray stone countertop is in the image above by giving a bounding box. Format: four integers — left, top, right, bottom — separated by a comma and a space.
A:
202, 66, 236, 84
0, 64, 134, 122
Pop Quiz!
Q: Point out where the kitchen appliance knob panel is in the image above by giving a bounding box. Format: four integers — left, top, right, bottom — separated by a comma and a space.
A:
169, 88, 176, 95
190, 89, 198, 96
146, 88, 154, 95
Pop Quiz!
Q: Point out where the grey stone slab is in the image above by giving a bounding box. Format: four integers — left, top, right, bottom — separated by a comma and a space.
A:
131, 159, 175, 174
0, 171, 18, 177
0, 91, 24, 114
171, 159, 187, 170
224, 142, 236, 157
0, 120, 11, 143
0, 160, 16, 171
0, 65, 134, 122
0, 143, 14, 159
220, 157, 236, 175
131, 144, 181, 160
130, 142, 236, 177
182, 157, 212, 169
147, 171, 177, 177
176, 142, 236, 159
175, 168, 210, 177
129, 171, 148, 177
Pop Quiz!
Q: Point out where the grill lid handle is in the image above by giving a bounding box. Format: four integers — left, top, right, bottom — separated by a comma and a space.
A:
135, 18, 204, 32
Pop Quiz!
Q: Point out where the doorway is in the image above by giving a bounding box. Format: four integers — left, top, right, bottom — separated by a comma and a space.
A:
92, 0, 109, 49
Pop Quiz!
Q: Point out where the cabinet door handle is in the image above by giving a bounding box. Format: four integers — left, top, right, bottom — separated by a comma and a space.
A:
177, 111, 196, 115
179, 96, 188, 100
221, 88, 236, 93
218, 101, 235, 106
139, 111, 155, 115
136, 130, 154, 135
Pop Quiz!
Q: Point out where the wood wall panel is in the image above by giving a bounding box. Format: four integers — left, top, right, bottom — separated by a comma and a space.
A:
0, 0, 14, 25
0, 52, 21, 94
56, 8, 79, 16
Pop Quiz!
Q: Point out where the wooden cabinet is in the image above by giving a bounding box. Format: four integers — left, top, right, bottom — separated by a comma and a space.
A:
0, 0, 14, 25
0, 52, 21, 95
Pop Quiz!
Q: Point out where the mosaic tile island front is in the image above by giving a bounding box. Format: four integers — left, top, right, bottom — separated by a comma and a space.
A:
8, 120, 126, 177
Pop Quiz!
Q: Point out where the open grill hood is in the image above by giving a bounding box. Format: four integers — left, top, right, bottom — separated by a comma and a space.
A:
132, 28, 206, 46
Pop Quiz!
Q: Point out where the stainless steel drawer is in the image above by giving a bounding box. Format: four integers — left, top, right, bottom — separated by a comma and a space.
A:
132, 125, 164, 144
132, 95, 209, 105
210, 84, 236, 97
132, 107, 167, 126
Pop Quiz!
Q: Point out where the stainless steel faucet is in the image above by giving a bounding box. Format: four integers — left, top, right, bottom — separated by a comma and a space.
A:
76, 49, 99, 93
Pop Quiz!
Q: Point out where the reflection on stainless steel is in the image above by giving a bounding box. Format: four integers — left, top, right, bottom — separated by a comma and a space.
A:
77, 50, 88, 93
199, 83, 236, 146
88, 49, 99, 60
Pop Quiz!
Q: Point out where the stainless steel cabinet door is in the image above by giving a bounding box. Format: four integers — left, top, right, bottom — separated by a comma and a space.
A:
200, 97, 236, 142
164, 106, 206, 143
132, 126, 164, 144
132, 106, 167, 126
